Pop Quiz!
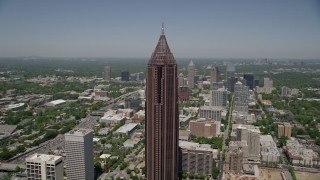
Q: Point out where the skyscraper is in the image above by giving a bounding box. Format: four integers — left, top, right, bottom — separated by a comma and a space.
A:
263, 77, 273, 88
226, 149, 243, 174
234, 81, 249, 112
145, 24, 179, 180
187, 60, 195, 89
210, 88, 227, 107
121, 71, 129, 81
226, 64, 236, 92
104, 66, 111, 81
26, 153, 64, 180
243, 73, 254, 90
65, 129, 94, 180
210, 66, 220, 88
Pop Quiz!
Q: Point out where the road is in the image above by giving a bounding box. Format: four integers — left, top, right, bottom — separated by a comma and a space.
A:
218, 95, 234, 180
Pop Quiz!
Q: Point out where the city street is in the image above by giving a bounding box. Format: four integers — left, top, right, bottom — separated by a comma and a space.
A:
218, 95, 233, 180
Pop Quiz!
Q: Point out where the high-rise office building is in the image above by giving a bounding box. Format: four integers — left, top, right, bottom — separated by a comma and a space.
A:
226, 64, 236, 92
210, 66, 220, 88
26, 153, 64, 180
178, 73, 185, 87
210, 88, 227, 107
281, 86, 291, 97
226, 149, 243, 174
179, 141, 214, 176
263, 77, 273, 88
104, 66, 111, 81
121, 71, 130, 81
65, 129, 94, 180
178, 86, 191, 101
234, 81, 249, 112
187, 60, 195, 89
243, 73, 254, 90
254, 79, 259, 87
236, 126, 260, 161
145, 24, 178, 180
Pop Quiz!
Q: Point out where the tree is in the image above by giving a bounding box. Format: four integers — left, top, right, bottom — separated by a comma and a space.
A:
279, 136, 288, 147
15, 166, 22, 172
94, 161, 103, 174
212, 160, 219, 179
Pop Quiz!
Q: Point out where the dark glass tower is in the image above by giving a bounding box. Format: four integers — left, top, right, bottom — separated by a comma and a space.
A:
145, 24, 178, 180
243, 73, 254, 90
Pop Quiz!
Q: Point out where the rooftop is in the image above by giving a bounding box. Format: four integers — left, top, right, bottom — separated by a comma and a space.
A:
116, 123, 138, 134
0, 125, 17, 135
47, 99, 66, 106
66, 129, 92, 136
26, 153, 62, 163
179, 140, 215, 152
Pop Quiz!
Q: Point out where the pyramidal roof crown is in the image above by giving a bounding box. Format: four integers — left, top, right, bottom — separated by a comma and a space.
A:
189, 60, 194, 66
148, 23, 176, 64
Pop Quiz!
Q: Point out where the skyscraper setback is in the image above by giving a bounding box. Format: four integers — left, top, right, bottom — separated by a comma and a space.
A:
145, 24, 179, 180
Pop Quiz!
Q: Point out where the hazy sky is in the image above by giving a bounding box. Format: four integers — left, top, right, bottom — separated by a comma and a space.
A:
0, 0, 320, 59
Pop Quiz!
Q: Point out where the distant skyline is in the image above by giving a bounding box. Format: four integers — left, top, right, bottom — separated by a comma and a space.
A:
0, 0, 320, 59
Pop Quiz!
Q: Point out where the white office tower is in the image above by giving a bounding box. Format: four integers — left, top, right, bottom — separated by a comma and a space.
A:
234, 81, 249, 112
263, 77, 273, 88
104, 66, 111, 81
65, 129, 94, 180
210, 88, 227, 107
26, 153, 64, 180
178, 73, 185, 87
187, 60, 195, 89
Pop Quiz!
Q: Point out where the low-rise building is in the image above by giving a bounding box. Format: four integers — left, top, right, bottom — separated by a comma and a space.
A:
100, 114, 126, 126
179, 114, 192, 127
189, 118, 220, 138
98, 127, 110, 136
179, 130, 191, 142
123, 139, 140, 149
115, 123, 138, 135
0, 125, 17, 139
45, 99, 66, 107
5, 103, 26, 111
117, 108, 134, 118
284, 139, 320, 167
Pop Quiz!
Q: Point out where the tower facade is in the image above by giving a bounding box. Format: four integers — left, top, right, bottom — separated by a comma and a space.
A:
104, 66, 111, 81
26, 153, 64, 180
210, 66, 220, 86
210, 88, 227, 107
65, 129, 94, 180
145, 24, 179, 180
226, 64, 235, 92
243, 73, 254, 89
187, 60, 195, 89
